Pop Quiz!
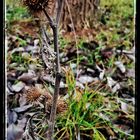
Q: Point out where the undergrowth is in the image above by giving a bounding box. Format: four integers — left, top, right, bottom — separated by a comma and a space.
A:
6, 0, 134, 139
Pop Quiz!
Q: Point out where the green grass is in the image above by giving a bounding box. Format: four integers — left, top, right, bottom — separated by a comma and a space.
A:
54, 70, 107, 139
53, 69, 134, 139
6, 0, 31, 24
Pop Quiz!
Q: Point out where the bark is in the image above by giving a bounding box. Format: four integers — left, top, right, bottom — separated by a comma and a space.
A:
60, 0, 100, 31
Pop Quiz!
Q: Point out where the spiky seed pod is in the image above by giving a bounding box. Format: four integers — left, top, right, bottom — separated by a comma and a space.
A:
22, 0, 45, 12
26, 87, 42, 103
22, 0, 55, 16
45, 98, 67, 114
25, 87, 67, 114
56, 99, 67, 113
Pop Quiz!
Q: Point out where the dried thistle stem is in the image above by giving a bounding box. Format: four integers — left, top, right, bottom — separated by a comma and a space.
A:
41, 1, 63, 139
47, 24, 61, 140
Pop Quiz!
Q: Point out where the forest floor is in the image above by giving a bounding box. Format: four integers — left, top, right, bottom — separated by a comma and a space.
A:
6, 0, 135, 139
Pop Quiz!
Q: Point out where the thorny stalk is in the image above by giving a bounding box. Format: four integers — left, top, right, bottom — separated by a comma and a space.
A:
41, 1, 63, 139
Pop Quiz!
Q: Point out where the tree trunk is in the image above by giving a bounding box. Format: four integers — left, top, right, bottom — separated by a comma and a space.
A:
60, 0, 100, 31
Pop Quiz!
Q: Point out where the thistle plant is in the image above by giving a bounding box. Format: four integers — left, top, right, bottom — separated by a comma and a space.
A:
22, 0, 63, 139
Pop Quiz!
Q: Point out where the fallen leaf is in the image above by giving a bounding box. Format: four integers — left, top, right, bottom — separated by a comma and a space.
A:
96, 64, 105, 80
126, 69, 135, 78
115, 61, 126, 73
25, 45, 39, 52
120, 101, 129, 113
7, 118, 27, 140
78, 75, 99, 84
11, 47, 24, 54
18, 70, 36, 82
12, 81, 25, 92
107, 77, 117, 88
7, 110, 18, 125
112, 83, 120, 93
13, 104, 32, 113
19, 94, 27, 106
42, 74, 55, 85
126, 54, 135, 62
99, 69, 105, 80
107, 77, 120, 93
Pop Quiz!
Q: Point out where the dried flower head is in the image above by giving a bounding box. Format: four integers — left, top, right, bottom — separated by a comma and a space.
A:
45, 97, 67, 114
25, 87, 67, 114
26, 87, 42, 103
56, 99, 67, 113
22, 0, 55, 15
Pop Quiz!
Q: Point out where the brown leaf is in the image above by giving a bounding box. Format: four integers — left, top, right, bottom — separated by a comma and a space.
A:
18, 70, 37, 82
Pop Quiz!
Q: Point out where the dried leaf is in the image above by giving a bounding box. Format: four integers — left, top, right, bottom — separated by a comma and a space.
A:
115, 61, 126, 73
107, 77, 120, 93
11, 47, 24, 54
18, 70, 36, 82
101, 48, 113, 59
42, 74, 55, 85
78, 75, 99, 84
87, 68, 95, 74
126, 69, 135, 78
25, 45, 40, 52
12, 81, 25, 92
19, 94, 27, 106
7, 118, 27, 140
107, 77, 117, 88
96, 64, 105, 80
120, 101, 129, 113
99, 69, 105, 80
7, 110, 18, 125
112, 83, 120, 93
13, 104, 32, 113
126, 54, 135, 62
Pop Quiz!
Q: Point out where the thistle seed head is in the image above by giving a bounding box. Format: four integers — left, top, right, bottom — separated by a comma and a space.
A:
22, 0, 55, 16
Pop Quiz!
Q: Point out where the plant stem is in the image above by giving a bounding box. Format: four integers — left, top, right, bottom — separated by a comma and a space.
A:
42, 1, 63, 139
47, 23, 61, 140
